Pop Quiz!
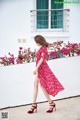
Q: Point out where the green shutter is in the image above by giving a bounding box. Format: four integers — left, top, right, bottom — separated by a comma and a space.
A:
51, 0, 63, 28
36, 0, 63, 29
37, 0, 48, 29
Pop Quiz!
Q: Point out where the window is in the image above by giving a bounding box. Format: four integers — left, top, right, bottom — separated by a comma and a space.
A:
36, 0, 63, 29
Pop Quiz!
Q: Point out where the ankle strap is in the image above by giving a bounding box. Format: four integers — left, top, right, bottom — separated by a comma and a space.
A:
49, 101, 55, 106
32, 103, 37, 107
49, 101, 54, 104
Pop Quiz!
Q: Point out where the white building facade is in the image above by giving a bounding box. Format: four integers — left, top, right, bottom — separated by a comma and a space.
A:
0, 0, 80, 109
0, 0, 80, 56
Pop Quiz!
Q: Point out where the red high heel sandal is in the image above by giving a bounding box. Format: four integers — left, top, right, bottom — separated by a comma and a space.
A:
27, 103, 37, 114
46, 101, 56, 113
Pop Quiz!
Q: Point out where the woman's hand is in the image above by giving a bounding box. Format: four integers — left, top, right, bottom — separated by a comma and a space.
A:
33, 67, 38, 75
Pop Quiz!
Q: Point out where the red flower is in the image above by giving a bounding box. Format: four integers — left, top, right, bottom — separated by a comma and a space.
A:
19, 47, 23, 50
61, 47, 71, 55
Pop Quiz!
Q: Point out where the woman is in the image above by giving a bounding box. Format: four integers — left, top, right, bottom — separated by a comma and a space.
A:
27, 35, 64, 114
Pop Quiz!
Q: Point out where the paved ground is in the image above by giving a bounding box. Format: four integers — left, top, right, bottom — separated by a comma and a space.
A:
0, 96, 80, 120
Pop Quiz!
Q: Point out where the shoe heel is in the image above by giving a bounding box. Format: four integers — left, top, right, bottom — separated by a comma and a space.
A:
53, 107, 56, 111
27, 103, 37, 114
46, 101, 56, 113
34, 108, 37, 113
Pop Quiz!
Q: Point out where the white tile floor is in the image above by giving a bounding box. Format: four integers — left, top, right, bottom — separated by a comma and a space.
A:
0, 96, 80, 120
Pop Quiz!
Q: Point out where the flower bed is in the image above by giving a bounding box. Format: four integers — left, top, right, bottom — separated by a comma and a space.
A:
0, 41, 80, 66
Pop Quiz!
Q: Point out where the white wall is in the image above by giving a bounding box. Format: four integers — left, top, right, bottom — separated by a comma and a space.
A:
0, 0, 80, 109
0, 0, 80, 56
0, 0, 33, 56
0, 56, 80, 109
69, 4, 80, 43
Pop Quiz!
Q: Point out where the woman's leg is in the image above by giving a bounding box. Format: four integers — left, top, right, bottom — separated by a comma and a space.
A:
27, 75, 39, 113
33, 75, 39, 103
41, 87, 56, 112
41, 87, 53, 103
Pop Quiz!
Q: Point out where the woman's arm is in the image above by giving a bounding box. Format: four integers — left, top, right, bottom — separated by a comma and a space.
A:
36, 52, 44, 70
36, 57, 43, 70
33, 53, 44, 75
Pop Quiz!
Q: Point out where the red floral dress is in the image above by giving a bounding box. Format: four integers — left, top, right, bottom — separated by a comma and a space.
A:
36, 46, 64, 96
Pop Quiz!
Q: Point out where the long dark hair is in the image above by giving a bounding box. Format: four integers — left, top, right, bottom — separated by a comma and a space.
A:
34, 35, 50, 47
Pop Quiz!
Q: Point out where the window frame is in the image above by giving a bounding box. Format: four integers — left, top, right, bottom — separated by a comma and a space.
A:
35, 0, 65, 31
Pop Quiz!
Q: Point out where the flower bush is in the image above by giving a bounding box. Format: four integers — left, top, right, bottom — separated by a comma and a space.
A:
0, 41, 80, 66
0, 53, 15, 66
16, 47, 36, 64
49, 41, 80, 59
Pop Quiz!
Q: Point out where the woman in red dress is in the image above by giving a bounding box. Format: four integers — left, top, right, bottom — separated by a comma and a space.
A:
28, 35, 64, 114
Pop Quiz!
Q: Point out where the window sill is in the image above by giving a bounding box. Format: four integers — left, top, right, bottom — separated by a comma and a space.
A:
31, 30, 69, 38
